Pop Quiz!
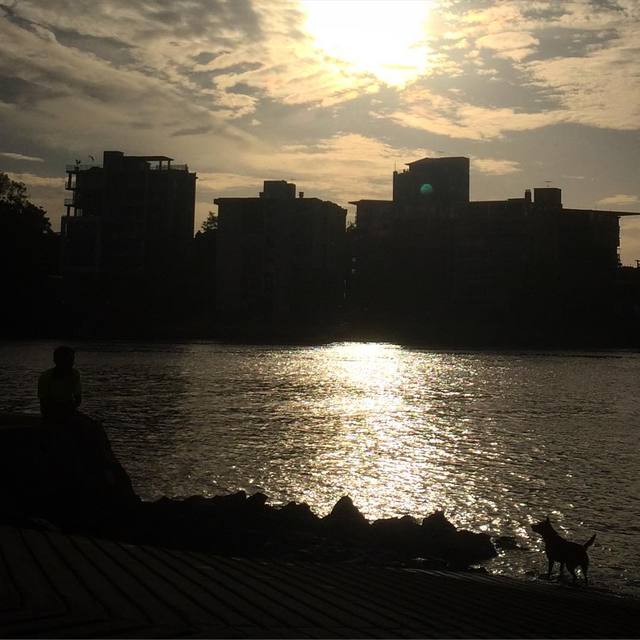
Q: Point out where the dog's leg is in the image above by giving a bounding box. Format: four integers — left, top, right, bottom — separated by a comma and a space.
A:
546, 558, 554, 580
559, 561, 565, 581
582, 563, 589, 586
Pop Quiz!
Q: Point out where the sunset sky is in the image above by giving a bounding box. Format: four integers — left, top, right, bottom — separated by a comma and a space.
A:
1, 0, 639, 263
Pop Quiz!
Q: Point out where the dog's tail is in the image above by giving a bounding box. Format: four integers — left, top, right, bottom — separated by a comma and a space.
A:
583, 534, 596, 549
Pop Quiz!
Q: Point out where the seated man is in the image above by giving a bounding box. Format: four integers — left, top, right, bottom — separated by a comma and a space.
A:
37, 347, 135, 500
38, 345, 82, 423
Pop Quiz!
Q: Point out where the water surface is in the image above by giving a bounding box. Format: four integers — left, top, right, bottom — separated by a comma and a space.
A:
1, 341, 638, 595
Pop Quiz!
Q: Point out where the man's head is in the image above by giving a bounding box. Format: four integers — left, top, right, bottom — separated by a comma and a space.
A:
53, 345, 75, 371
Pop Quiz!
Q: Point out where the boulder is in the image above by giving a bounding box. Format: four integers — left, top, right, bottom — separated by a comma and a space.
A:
418, 510, 497, 567
277, 501, 321, 532
321, 496, 369, 540
370, 515, 421, 557
0, 413, 139, 531
421, 509, 457, 537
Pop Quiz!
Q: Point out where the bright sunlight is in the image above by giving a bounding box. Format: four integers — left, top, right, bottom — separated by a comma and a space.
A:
301, 0, 434, 87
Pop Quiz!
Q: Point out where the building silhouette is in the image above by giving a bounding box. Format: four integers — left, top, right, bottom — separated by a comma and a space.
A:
61, 151, 196, 275
352, 157, 640, 342
393, 156, 470, 205
215, 181, 346, 326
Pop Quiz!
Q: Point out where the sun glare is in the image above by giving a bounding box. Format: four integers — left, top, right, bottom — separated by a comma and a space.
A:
301, 0, 433, 87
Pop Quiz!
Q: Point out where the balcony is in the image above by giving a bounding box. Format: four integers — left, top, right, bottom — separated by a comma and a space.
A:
149, 163, 188, 171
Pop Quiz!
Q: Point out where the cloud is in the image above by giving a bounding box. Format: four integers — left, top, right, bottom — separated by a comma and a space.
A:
0, 152, 44, 162
6, 173, 65, 189
596, 194, 639, 207
4, 172, 67, 219
475, 32, 539, 61
1, 0, 639, 247
525, 44, 640, 130
400, 0, 640, 136
472, 157, 521, 175
193, 133, 421, 229
385, 87, 562, 140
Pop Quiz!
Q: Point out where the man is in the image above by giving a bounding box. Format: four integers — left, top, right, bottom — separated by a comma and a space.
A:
36, 347, 136, 504
38, 345, 82, 423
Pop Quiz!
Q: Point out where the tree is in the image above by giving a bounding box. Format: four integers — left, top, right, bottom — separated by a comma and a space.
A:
0, 171, 52, 237
0, 171, 53, 280
0, 172, 57, 329
200, 211, 218, 234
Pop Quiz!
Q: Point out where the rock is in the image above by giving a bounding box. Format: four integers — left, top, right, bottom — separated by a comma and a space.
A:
453, 529, 497, 566
421, 510, 457, 536
370, 515, 421, 556
246, 492, 268, 508
210, 490, 247, 509
494, 535, 528, 551
277, 501, 321, 531
322, 496, 369, 539
418, 510, 497, 568
0, 413, 139, 532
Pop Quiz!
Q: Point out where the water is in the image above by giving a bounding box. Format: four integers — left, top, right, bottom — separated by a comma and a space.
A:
1, 340, 639, 596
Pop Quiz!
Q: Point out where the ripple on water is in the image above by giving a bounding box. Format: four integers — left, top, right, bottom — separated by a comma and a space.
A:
1, 340, 638, 596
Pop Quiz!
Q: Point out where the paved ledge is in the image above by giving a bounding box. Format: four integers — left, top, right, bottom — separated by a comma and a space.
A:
0, 525, 638, 638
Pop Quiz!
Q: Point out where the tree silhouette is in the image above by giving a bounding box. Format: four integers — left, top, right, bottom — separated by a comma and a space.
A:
1, 171, 51, 239
0, 172, 58, 335
200, 211, 218, 234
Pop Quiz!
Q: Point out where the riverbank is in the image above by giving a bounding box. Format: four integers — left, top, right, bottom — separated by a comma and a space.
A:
2, 523, 639, 638
1, 413, 639, 637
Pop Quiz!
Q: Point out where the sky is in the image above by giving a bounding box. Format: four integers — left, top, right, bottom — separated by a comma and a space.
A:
1, 0, 639, 264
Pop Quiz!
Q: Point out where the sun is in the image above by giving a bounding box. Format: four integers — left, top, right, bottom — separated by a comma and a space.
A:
301, 0, 433, 87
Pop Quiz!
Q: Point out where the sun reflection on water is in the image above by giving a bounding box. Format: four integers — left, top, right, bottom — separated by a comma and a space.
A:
292, 342, 484, 522
2, 341, 640, 594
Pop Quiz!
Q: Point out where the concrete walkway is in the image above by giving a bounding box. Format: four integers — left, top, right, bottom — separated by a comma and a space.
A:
0, 525, 638, 638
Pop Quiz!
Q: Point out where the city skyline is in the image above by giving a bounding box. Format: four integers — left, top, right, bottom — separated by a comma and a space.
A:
1, 0, 639, 264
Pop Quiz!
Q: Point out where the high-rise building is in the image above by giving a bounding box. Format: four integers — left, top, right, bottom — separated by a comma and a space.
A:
61, 150, 196, 274
215, 181, 346, 324
393, 156, 470, 205
352, 156, 640, 340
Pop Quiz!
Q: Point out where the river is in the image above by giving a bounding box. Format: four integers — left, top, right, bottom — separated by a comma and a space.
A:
1, 340, 638, 596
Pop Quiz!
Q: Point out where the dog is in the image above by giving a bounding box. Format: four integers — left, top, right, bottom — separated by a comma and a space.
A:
531, 517, 596, 585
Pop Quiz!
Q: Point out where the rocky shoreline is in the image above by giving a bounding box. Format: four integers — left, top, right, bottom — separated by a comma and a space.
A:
0, 413, 497, 570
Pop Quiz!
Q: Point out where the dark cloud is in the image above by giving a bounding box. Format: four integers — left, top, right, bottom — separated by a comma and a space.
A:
126, 120, 156, 130
51, 28, 137, 66
0, 2, 35, 31
589, 0, 627, 12
171, 125, 214, 137
529, 27, 620, 60
192, 51, 226, 65
185, 62, 264, 90
0, 75, 65, 106
132, 0, 262, 40
226, 82, 263, 96
439, 64, 561, 112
